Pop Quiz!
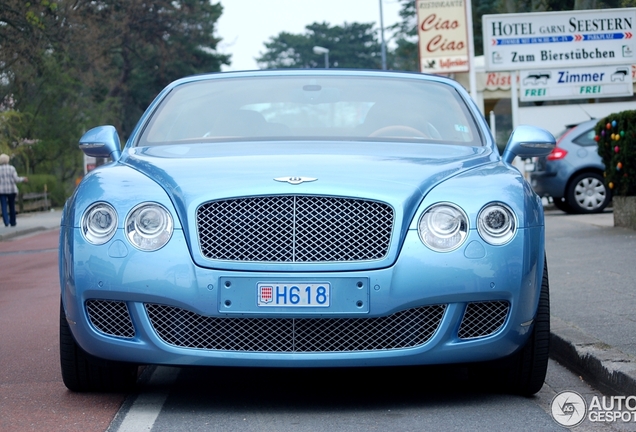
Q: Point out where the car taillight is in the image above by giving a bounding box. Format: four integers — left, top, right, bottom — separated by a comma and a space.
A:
547, 147, 568, 160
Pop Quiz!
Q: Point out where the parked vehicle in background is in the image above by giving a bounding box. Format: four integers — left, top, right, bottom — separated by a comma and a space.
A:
531, 119, 610, 214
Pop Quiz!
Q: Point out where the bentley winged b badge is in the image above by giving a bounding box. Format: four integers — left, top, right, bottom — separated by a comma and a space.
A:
274, 176, 317, 185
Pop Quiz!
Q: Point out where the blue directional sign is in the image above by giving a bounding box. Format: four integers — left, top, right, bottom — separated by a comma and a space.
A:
493, 32, 633, 46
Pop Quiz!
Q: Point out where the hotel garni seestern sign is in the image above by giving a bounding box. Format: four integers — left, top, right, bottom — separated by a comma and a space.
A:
483, 8, 636, 71
417, 0, 470, 74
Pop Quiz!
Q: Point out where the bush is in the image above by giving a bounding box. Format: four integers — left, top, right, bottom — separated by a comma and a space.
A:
595, 111, 636, 197
16, 174, 65, 208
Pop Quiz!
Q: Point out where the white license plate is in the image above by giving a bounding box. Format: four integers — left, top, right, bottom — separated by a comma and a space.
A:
257, 282, 330, 307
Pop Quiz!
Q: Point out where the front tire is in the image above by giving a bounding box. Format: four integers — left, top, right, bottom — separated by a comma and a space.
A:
566, 172, 610, 214
59, 300, 138, 392
552, 197, 572, 213
505, 259, 550, 396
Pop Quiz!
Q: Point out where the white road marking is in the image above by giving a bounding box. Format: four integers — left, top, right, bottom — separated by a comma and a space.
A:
115, 366, 180, 432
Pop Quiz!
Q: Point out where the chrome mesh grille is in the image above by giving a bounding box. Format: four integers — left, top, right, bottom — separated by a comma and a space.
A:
457, 301, 509, 340
197, 196, 394, 262
145, 304, 446, 352
86, 300, 135, 339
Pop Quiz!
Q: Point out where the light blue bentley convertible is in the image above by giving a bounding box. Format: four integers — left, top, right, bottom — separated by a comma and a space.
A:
59, 70, 555, 395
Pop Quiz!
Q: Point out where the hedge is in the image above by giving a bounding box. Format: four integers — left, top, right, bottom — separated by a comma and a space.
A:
595, 110, 636, 197
16, 174, 65, 207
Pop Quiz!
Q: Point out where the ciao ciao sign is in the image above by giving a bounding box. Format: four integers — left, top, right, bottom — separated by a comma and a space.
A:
417, 0, 469, 73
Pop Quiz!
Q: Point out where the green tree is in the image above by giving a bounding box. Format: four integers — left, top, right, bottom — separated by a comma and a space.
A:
388, 0, 419, 71
0, 0, 229, 201
256, 22, 382, 69
73, 0, 230, 138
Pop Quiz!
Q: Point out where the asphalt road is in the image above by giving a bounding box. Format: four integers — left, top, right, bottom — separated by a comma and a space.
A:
108, 360, 612, 432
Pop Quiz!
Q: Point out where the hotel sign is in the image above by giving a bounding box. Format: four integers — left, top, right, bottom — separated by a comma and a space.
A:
417, 0, 470, 74
483, 8, 636, 71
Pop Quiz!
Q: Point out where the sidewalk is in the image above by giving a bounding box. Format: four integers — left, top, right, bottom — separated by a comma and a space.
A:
544, 208, 636, 397
2, 208, 635, 397
0, 209, 62, 241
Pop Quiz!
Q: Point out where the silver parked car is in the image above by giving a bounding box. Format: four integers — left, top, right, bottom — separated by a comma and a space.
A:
531, 119, 610, 214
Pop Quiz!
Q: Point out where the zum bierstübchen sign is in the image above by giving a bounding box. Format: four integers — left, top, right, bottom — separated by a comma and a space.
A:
483, 8, 636, 72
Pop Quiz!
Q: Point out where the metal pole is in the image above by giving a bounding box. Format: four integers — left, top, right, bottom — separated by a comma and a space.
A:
379, 0, 387, 70
325, 52, 329, 69
489, 110, 497, 146
465, 0, 478, 102
511, 71, 519, 130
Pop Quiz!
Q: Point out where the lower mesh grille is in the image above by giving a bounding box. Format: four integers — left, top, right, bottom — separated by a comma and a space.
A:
86, 300, 135, 338
145, 304, 447, 352
457, 301, 510, 339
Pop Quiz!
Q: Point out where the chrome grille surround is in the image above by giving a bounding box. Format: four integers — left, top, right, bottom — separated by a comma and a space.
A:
145, 304, 447, 352
457, 301, 510, 340
86, 300, 135, 339
196, 196, 394, 262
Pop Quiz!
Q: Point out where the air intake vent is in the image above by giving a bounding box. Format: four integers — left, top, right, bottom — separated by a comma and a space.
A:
457, 301, 509, 339
86, 300, 135, 339
145, 304, 446, 352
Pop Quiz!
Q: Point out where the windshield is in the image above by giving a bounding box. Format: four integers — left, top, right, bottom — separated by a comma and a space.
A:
137, 75, 483, 146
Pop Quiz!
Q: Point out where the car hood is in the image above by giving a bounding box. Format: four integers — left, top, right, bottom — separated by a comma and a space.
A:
121, 141, 495, 212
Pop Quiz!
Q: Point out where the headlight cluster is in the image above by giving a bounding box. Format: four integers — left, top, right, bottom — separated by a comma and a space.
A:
82, 203, 118, 245
418, 203, 468, 252
81, 202, 173, 251
477, 203, 516, 245
125, 203, 173, 251
418, 202, 517, 252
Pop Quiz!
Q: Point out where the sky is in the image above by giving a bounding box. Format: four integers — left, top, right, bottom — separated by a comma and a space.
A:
216, 0, 405, 71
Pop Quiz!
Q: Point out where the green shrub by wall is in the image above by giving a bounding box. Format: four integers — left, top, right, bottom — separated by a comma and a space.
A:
595, 111, 636, 197
16, 174, 64, 207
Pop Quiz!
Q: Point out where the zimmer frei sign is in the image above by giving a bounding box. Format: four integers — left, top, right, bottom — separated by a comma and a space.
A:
519, 64, 634, 101
417, 0, 470, 74
483, 8, 636, 71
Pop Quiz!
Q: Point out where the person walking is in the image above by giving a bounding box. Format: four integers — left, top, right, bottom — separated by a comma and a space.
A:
0, 153, 28, 227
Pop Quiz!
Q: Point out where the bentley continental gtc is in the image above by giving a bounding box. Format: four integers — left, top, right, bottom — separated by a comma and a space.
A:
59, 70, 556, 395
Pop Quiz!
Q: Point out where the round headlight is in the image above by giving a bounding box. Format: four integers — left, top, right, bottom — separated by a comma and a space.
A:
82, 202, 118, 245
125, 203, 173, 251
478, 203, 516, 245
418, 203, 468, 252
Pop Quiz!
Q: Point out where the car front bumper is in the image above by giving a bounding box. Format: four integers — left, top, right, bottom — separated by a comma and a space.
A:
60, 224, 545, 368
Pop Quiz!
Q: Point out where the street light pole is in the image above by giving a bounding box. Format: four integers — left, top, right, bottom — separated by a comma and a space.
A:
379, 0, 387, 70
313, 46, 330, 68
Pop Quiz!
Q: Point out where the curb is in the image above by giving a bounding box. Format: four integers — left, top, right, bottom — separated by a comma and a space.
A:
550, 316, 636, 396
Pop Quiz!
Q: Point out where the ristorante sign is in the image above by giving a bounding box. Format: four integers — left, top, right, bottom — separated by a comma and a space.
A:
417, 0, 470, 74
483, 8, 636, 71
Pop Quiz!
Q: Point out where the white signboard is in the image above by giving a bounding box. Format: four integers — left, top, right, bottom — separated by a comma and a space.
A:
483, 8, 636, 71
520, 65, 633, 101
417, 0, 470, 73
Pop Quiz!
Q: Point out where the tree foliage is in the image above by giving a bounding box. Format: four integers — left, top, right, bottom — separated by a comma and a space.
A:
0, 0, 229, 202
256, 22, 382, 69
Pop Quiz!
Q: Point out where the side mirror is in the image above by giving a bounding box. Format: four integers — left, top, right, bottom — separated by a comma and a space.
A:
502, 125, 555, 165
79, 125, 122, 161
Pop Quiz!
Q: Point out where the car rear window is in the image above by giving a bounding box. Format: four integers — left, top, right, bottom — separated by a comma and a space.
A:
572, 129, 597, 147
137, 75, 483, 147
